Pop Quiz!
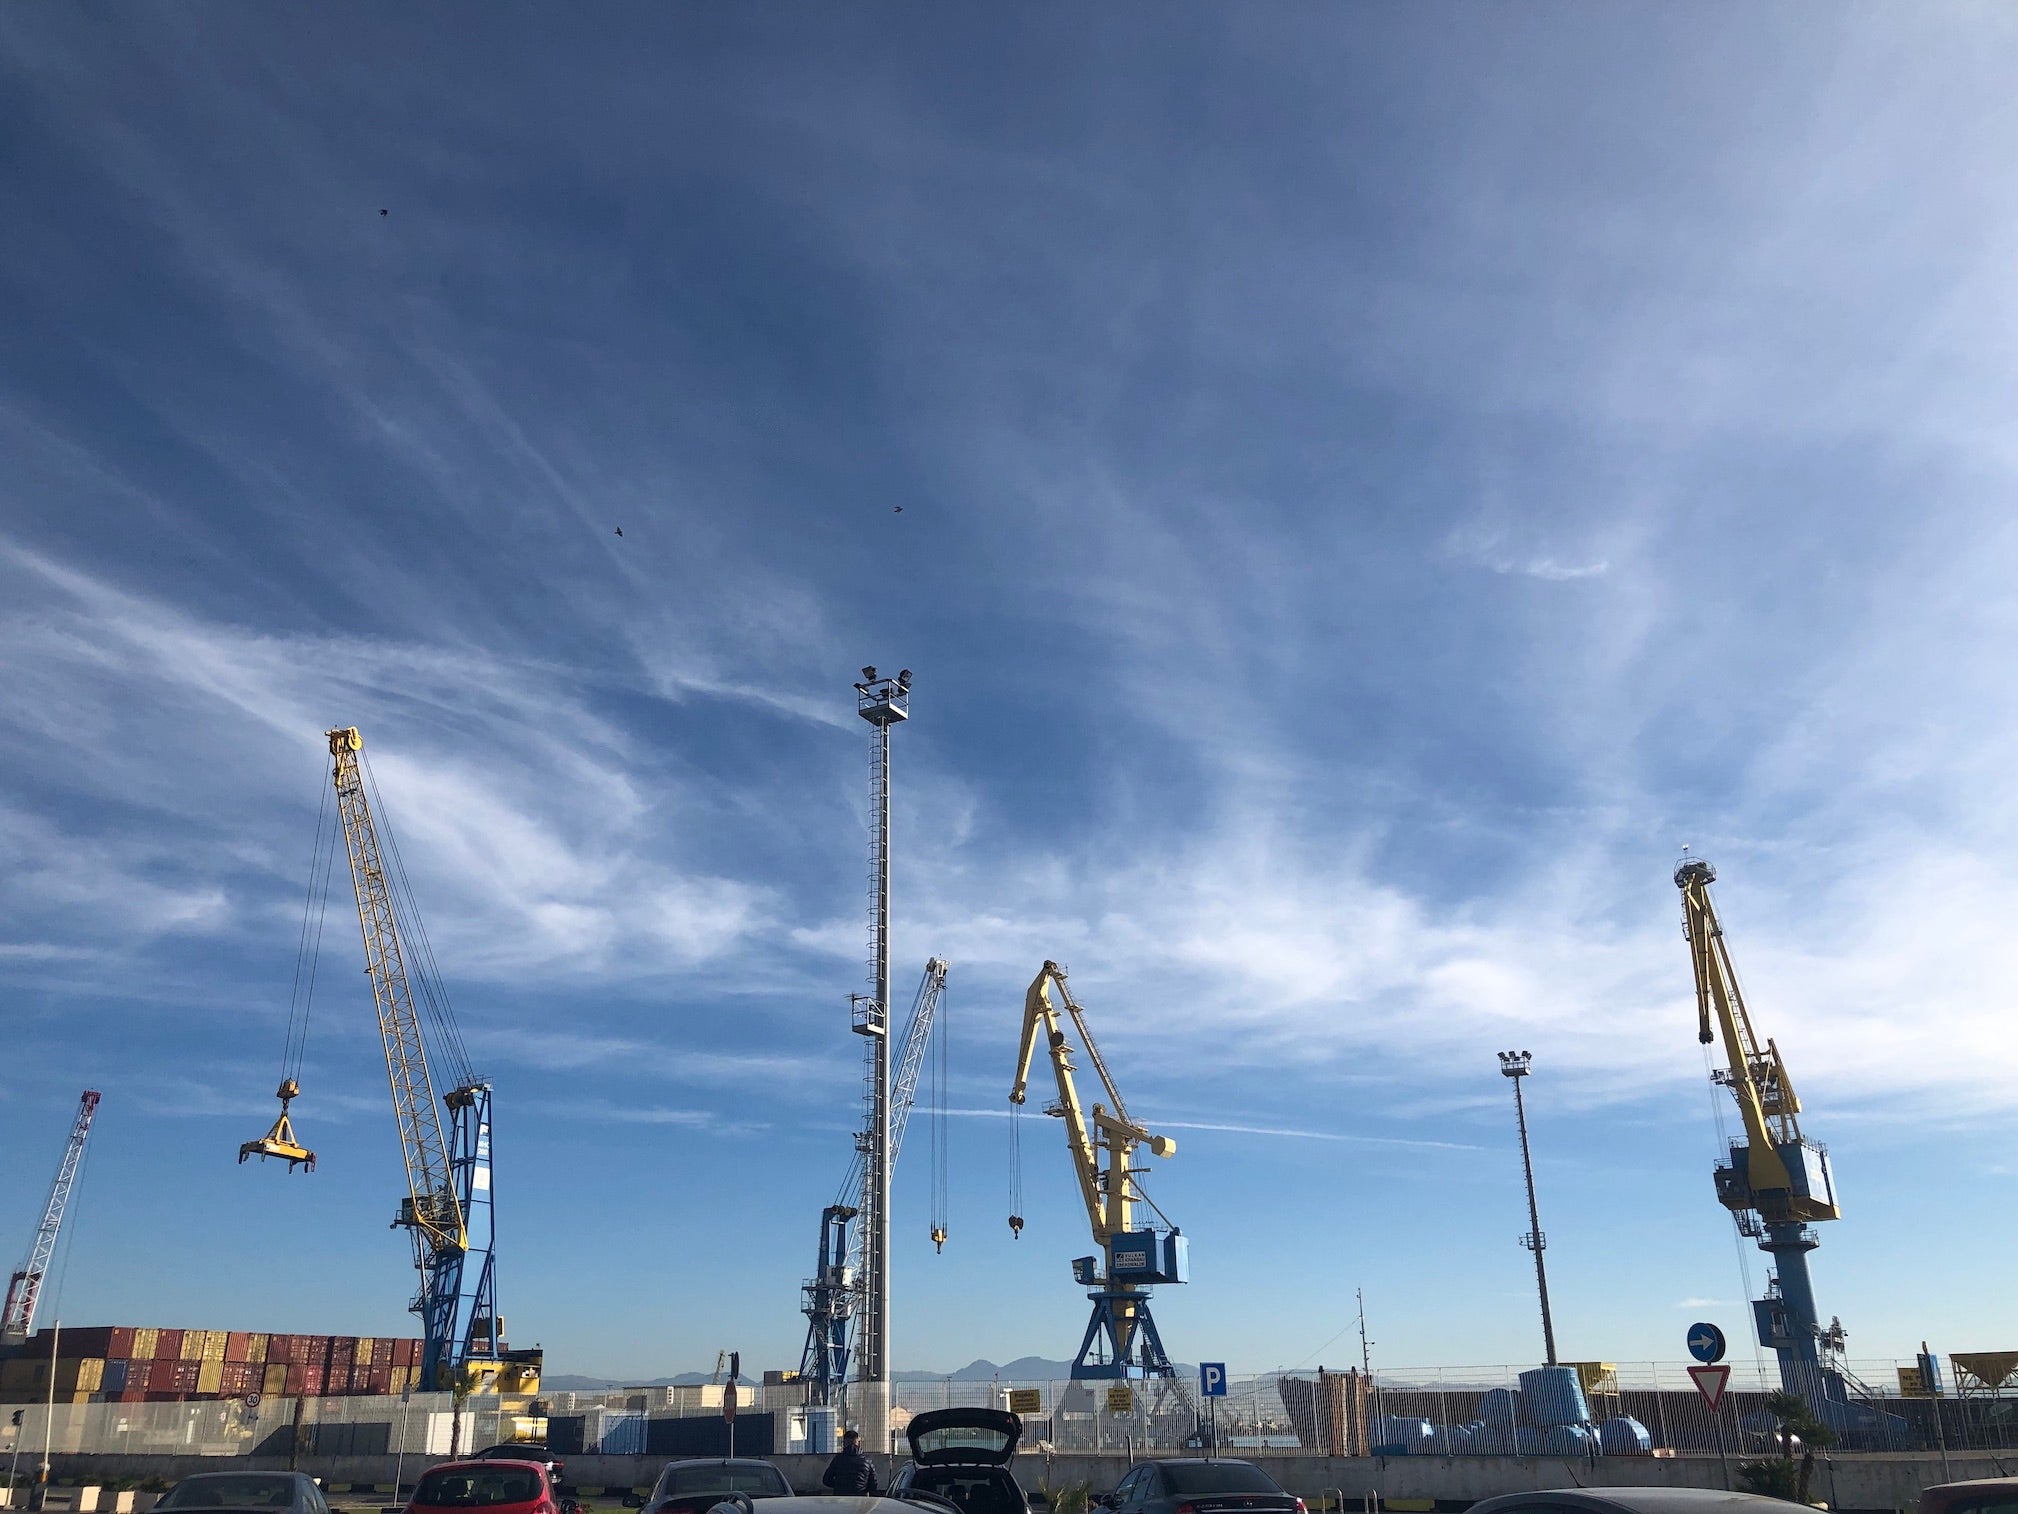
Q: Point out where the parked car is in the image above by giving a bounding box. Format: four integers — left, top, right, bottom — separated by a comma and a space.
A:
1468, 1492, 1800, 1514
1919, 1479, 2018, 1514
888, 1408, 1030, 1514
158, 1472, 330, 1514
1099, 1459, 1302, 1514
406, 1458, 560, 1514
624, 1458, 794, 1514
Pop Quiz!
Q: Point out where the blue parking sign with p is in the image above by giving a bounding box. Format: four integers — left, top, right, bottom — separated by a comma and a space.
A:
1200, 1362, 1228, 1397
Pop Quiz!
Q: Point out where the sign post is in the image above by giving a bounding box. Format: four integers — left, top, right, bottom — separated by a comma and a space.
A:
1200, 1363, 1227, 1458
1686, 1326, 1731, 1490
723, 1352, 740, 1461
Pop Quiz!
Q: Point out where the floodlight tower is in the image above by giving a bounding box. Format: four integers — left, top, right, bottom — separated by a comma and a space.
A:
1498, 1051, 1558, 1367
851, 665, 909, 1444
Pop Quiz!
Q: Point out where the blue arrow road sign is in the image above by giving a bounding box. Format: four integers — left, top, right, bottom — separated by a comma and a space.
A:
1687, 1323, 1727, 1364
1200, 1362, 1228, 1397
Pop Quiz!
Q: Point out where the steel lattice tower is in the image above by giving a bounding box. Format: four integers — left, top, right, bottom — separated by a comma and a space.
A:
850, 666, 909, 1441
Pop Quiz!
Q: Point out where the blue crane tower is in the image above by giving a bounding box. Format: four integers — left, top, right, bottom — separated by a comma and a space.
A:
799, 957, 949, 1404
1675, 856, 1843, 1409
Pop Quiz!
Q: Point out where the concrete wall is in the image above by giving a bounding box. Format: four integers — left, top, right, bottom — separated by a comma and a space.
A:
42, 1449, 2010, 1514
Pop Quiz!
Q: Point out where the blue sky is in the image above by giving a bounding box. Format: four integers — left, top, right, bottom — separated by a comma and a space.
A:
2, 4, 2015, 1384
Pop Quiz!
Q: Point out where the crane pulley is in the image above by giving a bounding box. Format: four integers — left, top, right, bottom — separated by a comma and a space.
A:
1010, 960, 1187, 1382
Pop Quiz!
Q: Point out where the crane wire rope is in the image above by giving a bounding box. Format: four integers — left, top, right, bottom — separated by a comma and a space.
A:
281, 775, 339, 1085
360, 748, 475, 1089
928, 974, 949, 1250
1711, 934, 1775, 1387
1693, 888, 1772, 1388
1007, 1094, 1024, 1238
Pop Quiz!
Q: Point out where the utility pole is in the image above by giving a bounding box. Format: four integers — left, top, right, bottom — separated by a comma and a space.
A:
851, 666, 910, 1450
1498, 1051, 1558, 1366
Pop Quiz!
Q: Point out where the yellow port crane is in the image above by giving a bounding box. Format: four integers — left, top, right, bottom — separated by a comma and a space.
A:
1675, 854, 1841, 1397
243, 727, 537, 1400
1010, 960, 1187, 1381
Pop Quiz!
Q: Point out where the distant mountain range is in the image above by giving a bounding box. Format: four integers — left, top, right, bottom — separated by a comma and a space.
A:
543, 1357, 1088, 1392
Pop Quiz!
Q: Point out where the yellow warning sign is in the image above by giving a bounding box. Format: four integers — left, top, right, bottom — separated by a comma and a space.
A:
1106, 1386, 1135, 1414
1008, 1388, 1043, 1414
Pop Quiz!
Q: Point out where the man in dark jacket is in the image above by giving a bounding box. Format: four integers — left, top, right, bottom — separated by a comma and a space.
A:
822, 1429, 880, 1495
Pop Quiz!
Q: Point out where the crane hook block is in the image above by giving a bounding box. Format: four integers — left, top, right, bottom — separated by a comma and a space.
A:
239, 1080, 316, 1172
1008, 1214, 1024, 1239
931, 1225, 947, 1253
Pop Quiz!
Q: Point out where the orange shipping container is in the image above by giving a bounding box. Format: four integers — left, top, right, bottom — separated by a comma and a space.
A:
155, 1329, 183, 1359
225, 1333, 251, 1363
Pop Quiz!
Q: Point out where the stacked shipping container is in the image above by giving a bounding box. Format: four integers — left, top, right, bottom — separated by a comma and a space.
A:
0, 1327, 422, 1404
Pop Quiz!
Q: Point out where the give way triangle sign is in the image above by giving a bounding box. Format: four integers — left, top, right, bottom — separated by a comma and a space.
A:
1688, 1363, 1732, 1411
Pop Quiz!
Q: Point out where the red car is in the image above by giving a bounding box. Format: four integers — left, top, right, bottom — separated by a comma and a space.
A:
407, 1459, 559, 1514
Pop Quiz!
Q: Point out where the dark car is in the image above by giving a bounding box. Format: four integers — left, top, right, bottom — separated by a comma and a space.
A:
888, 1408, 1030, 1514
1468, 1492, 1799, 1514
1920, 1480, 2018, 1514
476, 1445, 566, 1484
158, 1473, 330, 1514
1101, 1460, 1302, 1514
624, 1458, 794, 1514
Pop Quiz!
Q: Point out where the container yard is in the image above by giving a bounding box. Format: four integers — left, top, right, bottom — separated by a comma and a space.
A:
0, 1329, 426, 1405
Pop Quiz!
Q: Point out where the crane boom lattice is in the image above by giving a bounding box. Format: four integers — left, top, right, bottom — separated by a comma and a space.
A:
2, 1091, 101, 1345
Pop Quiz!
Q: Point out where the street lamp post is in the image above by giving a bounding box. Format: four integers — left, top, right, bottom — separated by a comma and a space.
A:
1498, 1051, 1558, 1367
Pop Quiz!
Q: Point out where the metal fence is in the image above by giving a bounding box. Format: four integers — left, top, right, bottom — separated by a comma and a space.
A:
889, 1362, 2018, 1457
4, 1361, 2014, 1463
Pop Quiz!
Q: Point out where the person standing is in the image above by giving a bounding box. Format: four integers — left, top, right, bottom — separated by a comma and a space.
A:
821, 1429, 880, 1495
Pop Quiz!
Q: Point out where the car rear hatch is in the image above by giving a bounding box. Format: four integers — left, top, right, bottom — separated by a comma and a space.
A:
906, 1408, 1022, 1465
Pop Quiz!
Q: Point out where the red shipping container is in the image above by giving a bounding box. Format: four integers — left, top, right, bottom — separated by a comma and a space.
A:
391, 1338, 416, 1368
155, 1329, 184, 1358
219, 1363, 257, 1395
225, 1333, 251, 1363
283, 1365, 306, 1396
369, 1340, 393, 1367
368, 1366, 392, 1394
301, 1364, 326, 1395
109, 1327, 136, 1359
355, 1365, 375, 1393
118, 1389, 147, 1403
327, 1339, 354, 1367
146, 1360, 182, 1392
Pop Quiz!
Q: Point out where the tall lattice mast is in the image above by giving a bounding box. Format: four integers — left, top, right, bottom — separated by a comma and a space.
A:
848, 666, 909, 1437
2, 1091, 101, 1344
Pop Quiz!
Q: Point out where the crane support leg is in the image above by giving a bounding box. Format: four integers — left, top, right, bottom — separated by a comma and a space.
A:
1070, 1287, 1175, 1380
